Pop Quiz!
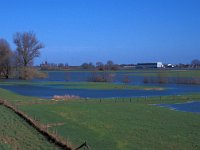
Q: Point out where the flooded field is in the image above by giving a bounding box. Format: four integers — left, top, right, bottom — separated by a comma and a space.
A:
1, 71, 200, 98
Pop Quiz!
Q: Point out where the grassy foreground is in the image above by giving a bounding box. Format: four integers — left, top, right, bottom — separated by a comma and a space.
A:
0, 88, 200, 150
0, 105, 59, 150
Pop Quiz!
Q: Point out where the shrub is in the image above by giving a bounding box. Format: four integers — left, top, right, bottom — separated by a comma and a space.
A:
52, 95, 80, 100
16, 67, 48, 80
88, 72, 115, 82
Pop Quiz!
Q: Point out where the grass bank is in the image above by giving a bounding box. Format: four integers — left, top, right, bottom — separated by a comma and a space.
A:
0, 104, 59, 150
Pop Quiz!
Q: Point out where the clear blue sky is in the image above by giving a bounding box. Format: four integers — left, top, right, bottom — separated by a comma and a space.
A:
0, 0, 200, 65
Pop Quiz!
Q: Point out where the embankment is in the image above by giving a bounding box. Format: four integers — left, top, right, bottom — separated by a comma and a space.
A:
0, 99, 73, 150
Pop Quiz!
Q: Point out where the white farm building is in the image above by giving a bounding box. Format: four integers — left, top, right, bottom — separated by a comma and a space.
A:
136, 62, 164, 69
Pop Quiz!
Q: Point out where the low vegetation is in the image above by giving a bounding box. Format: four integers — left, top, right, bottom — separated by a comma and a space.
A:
88, 72, 115, 82
53, 95, 80, 100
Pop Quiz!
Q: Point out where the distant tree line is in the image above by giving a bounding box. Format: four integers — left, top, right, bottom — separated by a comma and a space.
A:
0, 31, 46, 80
40, 61, 68, 70
81, 59, 200, 71
81, 60, 120, 71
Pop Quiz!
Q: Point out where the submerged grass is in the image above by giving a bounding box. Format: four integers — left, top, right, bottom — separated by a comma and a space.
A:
0, 88, 200, 150
0, 81, 165, 91
130, 69, 200, 78
62, 82, 165, 90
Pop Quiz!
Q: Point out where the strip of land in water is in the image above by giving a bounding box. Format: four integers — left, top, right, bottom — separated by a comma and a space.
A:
0, 81, 165, 91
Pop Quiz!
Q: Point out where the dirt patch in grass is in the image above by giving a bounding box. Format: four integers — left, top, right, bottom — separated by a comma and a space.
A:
47, 122, 65, 128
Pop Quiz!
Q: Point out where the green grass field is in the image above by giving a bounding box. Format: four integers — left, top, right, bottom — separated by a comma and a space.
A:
20, 101, 200, 150
0, 105, 59, 150
0, 88, 200, 150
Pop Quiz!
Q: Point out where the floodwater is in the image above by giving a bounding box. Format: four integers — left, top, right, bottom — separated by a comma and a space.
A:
155, 101, 200, 113
1, 71, 200, 98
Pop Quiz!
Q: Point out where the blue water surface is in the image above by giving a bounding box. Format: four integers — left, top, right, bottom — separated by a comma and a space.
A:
155, 101, 200, 113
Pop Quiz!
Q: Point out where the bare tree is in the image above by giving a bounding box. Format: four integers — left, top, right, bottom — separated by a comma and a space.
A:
13, 32, 44, 79
96, 61, 104, 70
13, 31, 44, 67
81, 62, 95, 70
105, 60, 119, 70
0, 39, 12, 78
191, 59, 200, 68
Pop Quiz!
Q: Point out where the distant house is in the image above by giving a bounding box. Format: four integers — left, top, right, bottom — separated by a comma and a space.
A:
136, 62, 164, 69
